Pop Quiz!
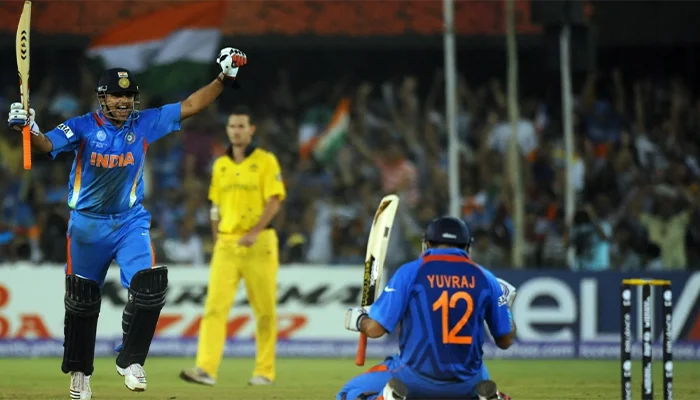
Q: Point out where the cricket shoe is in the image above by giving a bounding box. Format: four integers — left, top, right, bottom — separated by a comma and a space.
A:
69, 371, 92, 400
116, 363, 147, 391
180, 367, 216, 386
248, 376, 273, 386
381, 378, 408, 400
475, 380, 511, 400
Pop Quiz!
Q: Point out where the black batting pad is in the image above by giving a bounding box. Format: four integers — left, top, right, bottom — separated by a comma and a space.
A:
116, 266, 168, 368
61, 275, 102, 375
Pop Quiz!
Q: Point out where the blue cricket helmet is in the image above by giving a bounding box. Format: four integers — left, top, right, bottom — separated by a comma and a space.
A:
423, 216, 472, 251
95, 67, 141, 122
96, 68, 139, 95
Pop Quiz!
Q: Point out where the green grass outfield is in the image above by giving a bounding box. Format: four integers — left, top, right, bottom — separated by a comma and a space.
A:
0, 358, 698, 399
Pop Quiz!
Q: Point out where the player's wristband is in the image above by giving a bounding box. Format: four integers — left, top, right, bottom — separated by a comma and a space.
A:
210, 205, 220, 221
29, 120, 41, 137
356, 313, 368, 332
217, 73, 241, 89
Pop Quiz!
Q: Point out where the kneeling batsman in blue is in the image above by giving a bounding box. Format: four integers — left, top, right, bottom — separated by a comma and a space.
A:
339, 216, 517, 400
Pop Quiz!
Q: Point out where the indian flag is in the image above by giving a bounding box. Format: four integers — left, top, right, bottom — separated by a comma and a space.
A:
86, 1, 224, 97
299, 98, 351, 166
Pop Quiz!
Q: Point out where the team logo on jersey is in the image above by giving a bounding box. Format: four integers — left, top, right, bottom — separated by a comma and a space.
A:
126, 132, 135, 144
96, 130, 106, 141
118, 78, 130, 89
250, 163, 258, 172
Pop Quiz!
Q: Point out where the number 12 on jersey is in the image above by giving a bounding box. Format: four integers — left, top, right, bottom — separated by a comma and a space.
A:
432, 290, 474, 344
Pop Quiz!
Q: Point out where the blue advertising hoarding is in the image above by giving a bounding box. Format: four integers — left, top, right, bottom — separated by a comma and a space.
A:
484, 269, 700, 360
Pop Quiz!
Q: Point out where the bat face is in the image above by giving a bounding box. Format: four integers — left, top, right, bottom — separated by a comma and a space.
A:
16, 1, 31, 110
356, 194, 400, 366
360, 195, 400, 308
16, 1, 32, 171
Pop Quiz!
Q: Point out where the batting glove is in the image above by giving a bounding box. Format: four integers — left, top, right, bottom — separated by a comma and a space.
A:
345, 307, 369, 332
497, 277, 517, 308
8, 102, 39, 134
217, 47, 247, 79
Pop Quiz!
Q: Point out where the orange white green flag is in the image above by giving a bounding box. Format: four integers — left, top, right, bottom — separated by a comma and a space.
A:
86, 1, 224, 96
299, 98, 351, 166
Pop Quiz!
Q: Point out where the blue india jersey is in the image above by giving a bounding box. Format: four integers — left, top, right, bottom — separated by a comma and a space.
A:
369, 248, 512, 381
44, 103, 181, 214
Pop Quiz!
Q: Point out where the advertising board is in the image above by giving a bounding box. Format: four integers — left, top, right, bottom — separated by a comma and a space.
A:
0, 265, 698, 359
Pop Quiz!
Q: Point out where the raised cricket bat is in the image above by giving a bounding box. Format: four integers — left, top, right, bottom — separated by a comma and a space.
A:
16, 1, 32, 170
355, 194, 399, 366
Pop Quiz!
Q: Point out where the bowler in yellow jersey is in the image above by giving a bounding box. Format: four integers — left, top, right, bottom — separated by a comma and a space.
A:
180, 105, 285, 386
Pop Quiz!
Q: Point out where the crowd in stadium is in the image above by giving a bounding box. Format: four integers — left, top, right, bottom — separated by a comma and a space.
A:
0, 58, 698, 271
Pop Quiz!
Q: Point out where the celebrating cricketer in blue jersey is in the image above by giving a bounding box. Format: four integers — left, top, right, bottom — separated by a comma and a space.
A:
7, 47, 248, 400
342, 217, 518, 400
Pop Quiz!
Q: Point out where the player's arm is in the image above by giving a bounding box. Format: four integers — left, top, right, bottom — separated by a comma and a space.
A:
345, 262, 416, 338
25, 126, 53, 153
248, 154, 286, 235
357, 314, 387, 339
9, 105, 85, 157
8, 104, 52, 153
494, 313, 517, 350
144, 49, 247, 145
180, 48, 247, 121
209, 161, 222, 243
486, 275, 517, 350
179, 77, 223, 121
249, 196, 282, 235
210, 204, 220, 243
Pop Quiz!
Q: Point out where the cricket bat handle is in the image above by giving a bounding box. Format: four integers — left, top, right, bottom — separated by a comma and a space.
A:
22, 124, 31, 169
355, 333, 368, 366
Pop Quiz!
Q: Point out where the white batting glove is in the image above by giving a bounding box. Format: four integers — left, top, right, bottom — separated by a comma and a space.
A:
216, 47, 247, 79
344, 307, 369, 332
497, 278, 517, 308
8, 102, 39, 134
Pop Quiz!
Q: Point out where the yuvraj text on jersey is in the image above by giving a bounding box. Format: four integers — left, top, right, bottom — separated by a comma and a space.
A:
427, 274, 476, 289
